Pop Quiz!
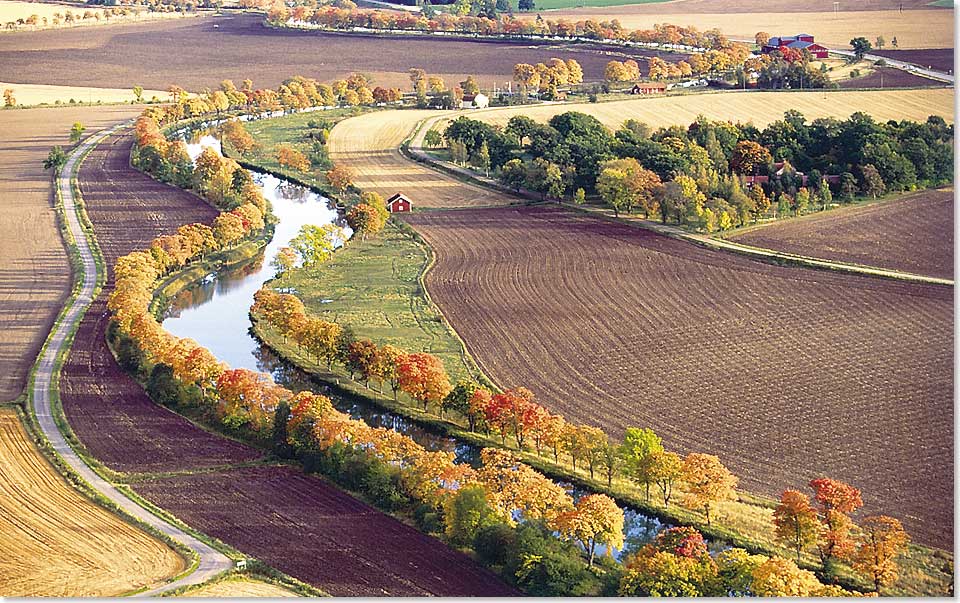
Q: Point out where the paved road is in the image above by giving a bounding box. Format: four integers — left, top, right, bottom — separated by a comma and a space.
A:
30, 125, 233, 597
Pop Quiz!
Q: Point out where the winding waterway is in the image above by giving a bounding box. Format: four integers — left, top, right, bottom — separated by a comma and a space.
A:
161, 124, 682, 560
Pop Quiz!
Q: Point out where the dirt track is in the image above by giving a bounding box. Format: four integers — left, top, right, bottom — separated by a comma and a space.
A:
731, 189, 954, 280
405, 205, 953, 549
0, 408, 185, 596
0, 105, 140, 402
328, 110, 511, 208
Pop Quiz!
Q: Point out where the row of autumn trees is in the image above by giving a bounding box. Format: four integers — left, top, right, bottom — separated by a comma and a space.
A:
252, 239, 903, 595
151, 74, 397, 128
275, 5, 746, 54
252, 286, 740, 527
437, 109, 952, 230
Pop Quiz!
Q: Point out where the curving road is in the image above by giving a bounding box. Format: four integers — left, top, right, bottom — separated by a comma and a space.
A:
30, 125, 233, 597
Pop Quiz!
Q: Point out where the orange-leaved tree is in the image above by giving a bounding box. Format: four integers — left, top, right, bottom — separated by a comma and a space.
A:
553, 493, 625, 566
396, 352, 451, 412
773, 489, 819, 563
808, 477, 863, 568
682, 453, 737, 525
853, 515, 910, 593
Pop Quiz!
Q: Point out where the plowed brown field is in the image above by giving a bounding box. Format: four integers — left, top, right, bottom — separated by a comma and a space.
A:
328, 110, 511, 208
0, 105, 140, 402
731, 188, 954, 280
0, 408, 185, 596
0, 13, 672, 92
405, 205, 953, 549
136, 466, 518, 596
60, 130, 261, 473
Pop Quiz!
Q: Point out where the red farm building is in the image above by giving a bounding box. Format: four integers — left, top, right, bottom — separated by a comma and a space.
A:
386, 192, 412, 213
762, 34, 829, 59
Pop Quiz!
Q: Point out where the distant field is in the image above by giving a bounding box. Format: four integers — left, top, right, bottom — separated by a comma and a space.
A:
182, 577, 300, 598
872, 48, 955, 72
0, 82, 167, 106
526, 8, 952, 49
0, 0, 189, 29
460, 88, 954, 132
534, 0, 946, 11
0, 104, 141, 402
730, 188, 954, 280
0, 408, 185, 596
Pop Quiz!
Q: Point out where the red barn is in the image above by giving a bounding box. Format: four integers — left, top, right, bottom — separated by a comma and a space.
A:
762, 34, 829, 59
386, 192, 412, 213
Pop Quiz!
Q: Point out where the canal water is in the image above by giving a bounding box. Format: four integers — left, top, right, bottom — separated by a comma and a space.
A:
161, 123, 682, 560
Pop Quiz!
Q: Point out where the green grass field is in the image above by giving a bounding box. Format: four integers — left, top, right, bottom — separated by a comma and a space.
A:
270, 224, 473, 382
227, 108, 371, 193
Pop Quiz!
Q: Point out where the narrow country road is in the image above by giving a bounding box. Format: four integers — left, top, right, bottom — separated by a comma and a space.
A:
30, 125, 233, 596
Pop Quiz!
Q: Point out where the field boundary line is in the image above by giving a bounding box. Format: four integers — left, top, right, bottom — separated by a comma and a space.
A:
402, 122, 953, 286
27, 125, 235, 596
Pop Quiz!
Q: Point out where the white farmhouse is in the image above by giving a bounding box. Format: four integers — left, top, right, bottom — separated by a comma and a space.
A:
460, 93, 489, 109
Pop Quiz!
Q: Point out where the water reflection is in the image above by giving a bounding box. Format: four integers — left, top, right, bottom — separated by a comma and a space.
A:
160, 125, 671, 561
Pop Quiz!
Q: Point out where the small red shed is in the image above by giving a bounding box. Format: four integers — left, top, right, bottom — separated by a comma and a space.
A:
386, 192, 412, 213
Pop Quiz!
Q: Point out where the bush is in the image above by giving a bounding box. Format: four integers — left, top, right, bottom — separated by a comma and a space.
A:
116, 334, 144, 373
474, 523, 517, 567
414, 503, 443, 534
146, 364, 181, 408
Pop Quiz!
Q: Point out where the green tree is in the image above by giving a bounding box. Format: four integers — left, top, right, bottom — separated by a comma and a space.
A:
850, 37, 872, 60
525, 157, 564, 200
424, 129, 443, 148
793, 187, 810, 216
444, 484, 502, 545
471, 141, 491, 176
619, 427, 663, 501
573, 188, 586, 205
860, 164, 885, 199
839, 172, 858, 203
133, 85, 144, 103
291, 223, 344, 267
449, 139, 468, 166
43, 145, 67, 170
272, 400, 294, 458
499, 158, 527, 192
70, 121, 85, 143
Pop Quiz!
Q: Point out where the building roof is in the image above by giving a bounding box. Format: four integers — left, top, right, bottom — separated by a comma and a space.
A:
633, 82, 667, 89
786, 40, 814, 49
386, 192, 412, 204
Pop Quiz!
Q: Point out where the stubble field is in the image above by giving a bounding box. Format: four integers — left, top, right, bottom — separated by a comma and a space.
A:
181, 577, 300, 597
404, 205, 953, 549
328, 110, 511, 208
0, 105, 140, 402
533, 6, 953, 49
468, 88, 954, 130
0, 408, 185, 596
731, 188, 954, 280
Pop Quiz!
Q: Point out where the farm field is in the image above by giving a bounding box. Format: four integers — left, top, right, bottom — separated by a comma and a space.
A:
270, 223, 473, 381
536, 0, 946, 12
730, 188, 954, 279
0, 408, 185, 596
134, 465, 518, 596
527, 8, 953, 49
837, 67, 945, 89
0, 104, 140, 402
404, 205, 953, 549
0, 81, 168, 107
0, 0, 191, 28
328, 110, 512, 208
467, 88, 954, 130
0, 13, 680, 92
181, 577, 301, 597
63, 129, 517, 595
872, 48, 954, 72
60, 130, 262, 473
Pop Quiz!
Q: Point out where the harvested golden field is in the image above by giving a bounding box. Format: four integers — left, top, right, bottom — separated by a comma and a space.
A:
0, 408, 185, 596
530, 8, 952, 49
0, 0, 190, 30
0, 82, 167, 107
470, 89, 954, 131
182, 577, 301, 597
328, 110, 511, 208
0, 104, 141, 402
